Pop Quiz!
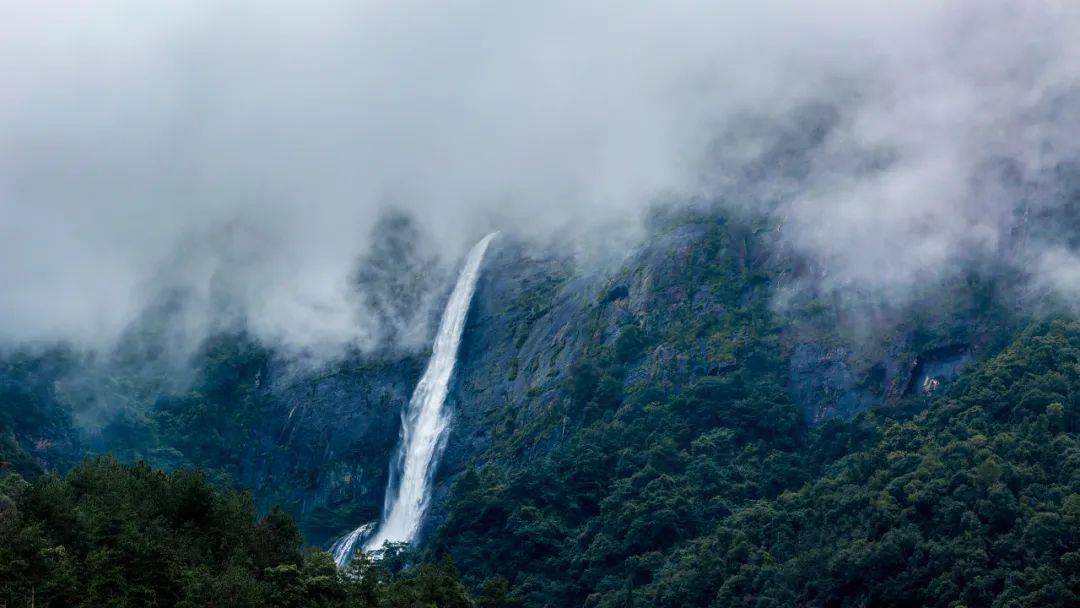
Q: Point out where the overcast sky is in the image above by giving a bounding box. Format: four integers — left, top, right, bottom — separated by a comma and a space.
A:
2, 1, 1079, 356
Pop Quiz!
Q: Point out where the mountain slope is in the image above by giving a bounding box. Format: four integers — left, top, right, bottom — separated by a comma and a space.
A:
640, 320, 1080, 608
413, 212, 1061, 607
1, 209, 1074, 608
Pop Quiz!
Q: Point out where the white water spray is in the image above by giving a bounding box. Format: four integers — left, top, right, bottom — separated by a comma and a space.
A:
329, 521, 376, 568
362, 232, 497, 552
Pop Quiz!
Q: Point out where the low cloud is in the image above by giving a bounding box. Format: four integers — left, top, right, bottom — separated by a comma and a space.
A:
2, 1, 1079, 358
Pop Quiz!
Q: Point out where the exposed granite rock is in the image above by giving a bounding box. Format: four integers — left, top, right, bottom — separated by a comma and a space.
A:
239, 355, 422, 545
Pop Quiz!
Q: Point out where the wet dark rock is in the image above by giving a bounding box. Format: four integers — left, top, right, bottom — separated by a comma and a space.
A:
787, 343, 877, 423
908, 344, 973, 396
238, 354, 423, 546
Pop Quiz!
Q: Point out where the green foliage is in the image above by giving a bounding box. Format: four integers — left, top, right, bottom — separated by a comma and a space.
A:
0, 457, 477, 607
634, 321, 1080, 608
613, 326, 648, 364
431, 247, 813, 606
0, 347, 79, 476
146, 334, 270, 483
432, 272, 1080, 608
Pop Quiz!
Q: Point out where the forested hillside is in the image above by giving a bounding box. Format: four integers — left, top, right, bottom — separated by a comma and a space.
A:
0, 214, 1077, 608
429, 321, 1080, 607
0, 457, 507, 607
641, 320, 1080, 607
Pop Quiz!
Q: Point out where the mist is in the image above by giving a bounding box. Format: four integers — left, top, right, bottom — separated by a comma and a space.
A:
3, 1, 1079, 359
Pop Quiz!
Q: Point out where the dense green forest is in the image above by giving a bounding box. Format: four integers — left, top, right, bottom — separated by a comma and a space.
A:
0, 457, 517, 608
1, 309, 1078, 607
429, 321, 1080, 607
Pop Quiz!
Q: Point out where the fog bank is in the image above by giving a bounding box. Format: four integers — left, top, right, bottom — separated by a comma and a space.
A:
2, 1, 1079, 357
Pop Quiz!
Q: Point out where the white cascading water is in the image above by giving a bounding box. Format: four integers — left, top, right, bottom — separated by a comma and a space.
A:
360, 232, 498, 553
329, 521, 376, 568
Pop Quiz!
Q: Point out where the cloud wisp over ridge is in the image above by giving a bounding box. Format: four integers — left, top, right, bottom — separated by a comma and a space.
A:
2, 1, 1079, 356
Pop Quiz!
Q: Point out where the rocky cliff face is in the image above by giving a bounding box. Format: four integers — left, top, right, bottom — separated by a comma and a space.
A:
246, 355, 423, 543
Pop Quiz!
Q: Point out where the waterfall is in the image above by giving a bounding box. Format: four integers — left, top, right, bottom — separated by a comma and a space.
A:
329, 521, 376, 568
362, 232, 497, 553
